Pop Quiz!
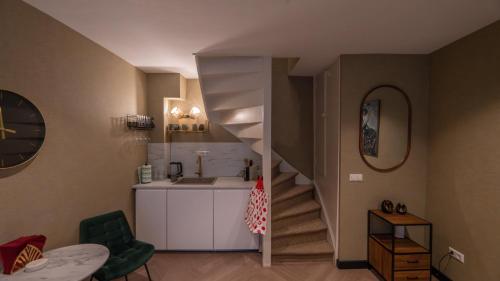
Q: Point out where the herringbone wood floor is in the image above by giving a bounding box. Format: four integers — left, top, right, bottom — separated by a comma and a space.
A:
125, 252, 379, 281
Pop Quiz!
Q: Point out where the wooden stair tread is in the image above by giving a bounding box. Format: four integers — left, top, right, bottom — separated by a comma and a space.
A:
272, 240, 334, 256
272, 200, 320, 221
272, 185, 314, 204
273, 218, 327, 238
272, 172, 297, 186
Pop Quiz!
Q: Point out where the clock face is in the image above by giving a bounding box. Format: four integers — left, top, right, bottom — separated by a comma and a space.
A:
0, 90, 45, 170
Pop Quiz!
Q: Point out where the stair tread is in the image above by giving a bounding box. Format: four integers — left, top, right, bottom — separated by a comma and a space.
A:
272, 185, 314, 204
273, 218, 327, 238
222, 121, 262, 126
272, 159, 282, 169
205, 87, 261, 95
272, 200, 321, 221
272, 240, 334, 256
201, 70, 260, 78
272, 172, 297, 186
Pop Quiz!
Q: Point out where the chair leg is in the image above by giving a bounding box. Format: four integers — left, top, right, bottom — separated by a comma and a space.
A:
124, 275, 128, 281
144, 263, 152, 281
90, 275, 94, 281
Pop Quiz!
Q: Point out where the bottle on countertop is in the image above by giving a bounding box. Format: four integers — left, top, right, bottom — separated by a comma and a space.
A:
138, 162, 152, 184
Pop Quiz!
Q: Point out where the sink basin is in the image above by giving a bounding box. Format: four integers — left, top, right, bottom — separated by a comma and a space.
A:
174, 177, 217, 185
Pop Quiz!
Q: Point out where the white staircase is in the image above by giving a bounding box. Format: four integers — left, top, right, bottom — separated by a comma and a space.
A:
195, 56, 268, 154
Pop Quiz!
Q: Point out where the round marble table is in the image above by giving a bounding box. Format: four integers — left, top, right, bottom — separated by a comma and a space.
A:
0, 244, 109, 281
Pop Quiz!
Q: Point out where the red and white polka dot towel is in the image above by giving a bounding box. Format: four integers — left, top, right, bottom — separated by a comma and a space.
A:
245, 176, 268, 235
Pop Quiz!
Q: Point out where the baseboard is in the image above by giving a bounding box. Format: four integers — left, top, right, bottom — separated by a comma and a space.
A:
432, 266, 453, 281
336, 259, 368, 269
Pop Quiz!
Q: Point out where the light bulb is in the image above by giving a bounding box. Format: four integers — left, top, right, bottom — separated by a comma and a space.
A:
170, 106, 182, 118
190, 106, 201, 117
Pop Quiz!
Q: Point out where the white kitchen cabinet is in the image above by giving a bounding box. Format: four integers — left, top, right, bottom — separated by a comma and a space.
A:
214, 189, 259, 250
167, 189, 214, 250
135, 189, 167, 250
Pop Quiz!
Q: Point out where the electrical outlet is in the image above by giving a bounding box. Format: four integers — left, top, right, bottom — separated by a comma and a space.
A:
449, 247, 465, 263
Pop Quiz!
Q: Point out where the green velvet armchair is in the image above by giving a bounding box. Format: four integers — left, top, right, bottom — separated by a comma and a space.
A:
80, 210, 154, 281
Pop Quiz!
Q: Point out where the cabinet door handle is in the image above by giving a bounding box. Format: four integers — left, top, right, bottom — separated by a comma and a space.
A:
406, 277, 419, 280
406, 260, 419, 264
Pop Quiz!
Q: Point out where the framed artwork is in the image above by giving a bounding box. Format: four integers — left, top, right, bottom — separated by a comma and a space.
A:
362, 99, 380, 157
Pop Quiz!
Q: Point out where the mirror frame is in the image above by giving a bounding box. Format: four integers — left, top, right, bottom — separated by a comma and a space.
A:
359, 84, 412, 173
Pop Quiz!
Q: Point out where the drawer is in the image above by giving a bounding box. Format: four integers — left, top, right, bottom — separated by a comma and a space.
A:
394, 254, 430, 270
394, 270, 430, 281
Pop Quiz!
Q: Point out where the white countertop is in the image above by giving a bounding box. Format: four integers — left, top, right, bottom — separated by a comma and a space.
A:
132, 177, 256, 189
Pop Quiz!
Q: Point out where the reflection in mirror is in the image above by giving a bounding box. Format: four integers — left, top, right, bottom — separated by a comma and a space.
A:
360, 85, 411, 172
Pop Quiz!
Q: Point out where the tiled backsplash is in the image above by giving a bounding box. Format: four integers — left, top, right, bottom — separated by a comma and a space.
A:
148, 143, 171, 180
148, 142, 261, 179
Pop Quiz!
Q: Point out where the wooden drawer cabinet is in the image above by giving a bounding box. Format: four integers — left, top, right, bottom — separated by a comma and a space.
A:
369, 237, 392, 281
394, 254, 430, 270
394, 270, 430, 281
368, 210, 432, 281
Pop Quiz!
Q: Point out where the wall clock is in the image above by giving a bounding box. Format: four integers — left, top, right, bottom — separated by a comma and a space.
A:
0, 89, 45, 177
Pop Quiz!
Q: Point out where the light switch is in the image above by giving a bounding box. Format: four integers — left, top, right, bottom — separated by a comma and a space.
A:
349, 173, 363, 182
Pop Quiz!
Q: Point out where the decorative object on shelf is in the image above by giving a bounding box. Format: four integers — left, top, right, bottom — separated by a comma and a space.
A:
126, 114, 155, 130
137, 163, 152, 184
396, 203, 408, 215
394, 225, 406, 239
368, 210, 432, 281
0, 90, 46, 178
0, 235, 47, 274
381, 200, 394, 213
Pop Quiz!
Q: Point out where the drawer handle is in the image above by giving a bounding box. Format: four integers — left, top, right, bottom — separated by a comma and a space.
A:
406, 277, 419, 280
406, 260, 419, 264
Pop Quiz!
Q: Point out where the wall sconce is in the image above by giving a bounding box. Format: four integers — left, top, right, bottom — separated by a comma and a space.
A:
170, 106, 201, 119
168, 104, 208, 133
170, 106, 183, 118
189, 106, 201, 118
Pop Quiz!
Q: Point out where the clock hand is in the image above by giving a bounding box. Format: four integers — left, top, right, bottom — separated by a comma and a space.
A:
0, 107, 5, 140
0, 128, 16, 134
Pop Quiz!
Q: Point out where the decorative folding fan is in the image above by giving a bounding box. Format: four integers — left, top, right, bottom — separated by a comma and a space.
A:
0, 235, 46, 274
10, 244, 43, 274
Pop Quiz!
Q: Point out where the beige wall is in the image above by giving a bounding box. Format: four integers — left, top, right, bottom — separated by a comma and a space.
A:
146, 73, 184, 143
169, 79, 240, 143
272, 58, 314, 178
0, 0, 147, 249
337, 55, 430, 260
428, 20, 500, 281
314, 60, 340, 248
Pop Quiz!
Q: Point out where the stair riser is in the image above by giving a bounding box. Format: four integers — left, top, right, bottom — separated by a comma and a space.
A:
272, 191, 314, 213
273, 210, 321, 229
272, 230, 328, 249
272, 254, 334, 264
271, 165, 280, 179
271, 177, 295, 196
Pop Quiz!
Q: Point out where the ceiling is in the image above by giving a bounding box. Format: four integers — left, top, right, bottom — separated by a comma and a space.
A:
24, 0, 500, 78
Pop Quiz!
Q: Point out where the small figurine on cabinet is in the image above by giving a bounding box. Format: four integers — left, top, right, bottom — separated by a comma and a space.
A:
381, 200, 394, 213
396, 203, 408, 215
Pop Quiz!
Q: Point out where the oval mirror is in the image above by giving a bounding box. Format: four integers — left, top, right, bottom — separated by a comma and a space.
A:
359, 85, 411, 172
